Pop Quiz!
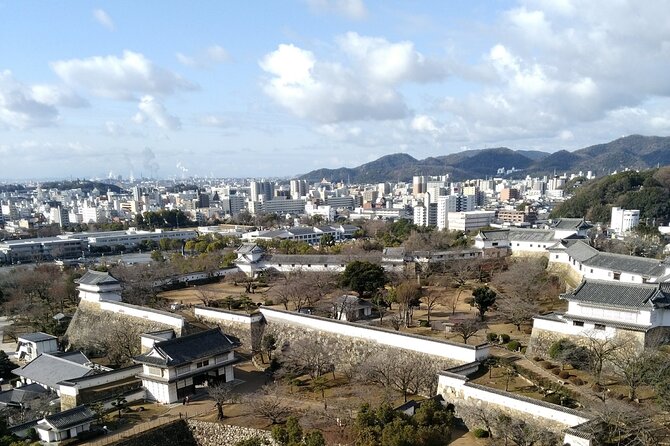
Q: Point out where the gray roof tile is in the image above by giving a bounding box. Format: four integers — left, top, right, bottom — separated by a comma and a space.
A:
134, 328, 239, 367
75, 270, 119, 286
13, 353, 94, 389
563, 279, 670, 309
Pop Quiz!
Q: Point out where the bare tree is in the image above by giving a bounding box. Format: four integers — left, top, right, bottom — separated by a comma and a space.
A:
451, 319, 480, 344
589, 400, 664, 446
395, 280, 422, 327
421, 289, 444, 324
495, 413, 560, 446
251, 384, 291, 424
496, 296, 538, 331
207, 382, 238, 419
280, 338, 334, 379
609, 342, 658, 400
358, 349, 443, 402
583, 333, 629, 384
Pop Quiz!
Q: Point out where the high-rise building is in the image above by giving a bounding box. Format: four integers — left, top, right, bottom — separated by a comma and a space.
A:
412, 176, 426, 196
250, 181, 273, 202
289, 179, 307, 199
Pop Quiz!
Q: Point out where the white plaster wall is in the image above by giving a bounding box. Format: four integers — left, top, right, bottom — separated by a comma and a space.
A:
260, 308, 489, 363
195, 307, 263, 324
260, 262, 345, 273
534, 317, 625, 339
143, 379, 176, 404
437, 374, 590, 427
564, 432, 592, 446
568, 302, 650, 325
98, 301, 184, 329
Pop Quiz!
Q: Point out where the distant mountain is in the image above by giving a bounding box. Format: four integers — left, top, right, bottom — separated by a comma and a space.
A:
299, 135, 670, 183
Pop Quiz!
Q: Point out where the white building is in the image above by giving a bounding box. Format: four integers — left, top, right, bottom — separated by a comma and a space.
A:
16, 332, 58, 362
532, 279, 670, 347
610, 207, 640, 236
134, 328, 240, 404
446, 211, 495, 232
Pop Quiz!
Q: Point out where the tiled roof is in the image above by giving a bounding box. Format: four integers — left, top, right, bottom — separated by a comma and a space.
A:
508, 228, 555, 242
564, 241, 599, 262
478, 229, 509, 241
75, 270, 119, 286
563, 279, 670, 309
41, 405, 95, 430
134, 328, 239, 367
551, 218, 592, 230
235, 243, 263, 255
13, 353, 95, 389
18, 332, 56, 343
583, 252, 665, 276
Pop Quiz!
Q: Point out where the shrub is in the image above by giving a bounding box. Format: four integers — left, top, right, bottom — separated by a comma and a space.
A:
548, 338, 578, 360
523, 327, 533, 335
264, 299, 274, 306
464, 297, 474, 306
591, 383, 603, 392
473, 429, 489, 438
551, 368, 561, 375
499, 334, 511, 343
541, 362, 556, 370
558, 371, 570, 379
570, 377, 584, 386
533, 356, 543, 362
507, 340, 521, 351
486, 333, 499, 342
419, 320, 430, 328
616, 393, 626, 400
520, 346, 527, 354
544, 393, 562, 405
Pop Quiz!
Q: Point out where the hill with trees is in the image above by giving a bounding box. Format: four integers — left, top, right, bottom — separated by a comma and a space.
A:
550, 168, 670, 224
299, 135, 670, 183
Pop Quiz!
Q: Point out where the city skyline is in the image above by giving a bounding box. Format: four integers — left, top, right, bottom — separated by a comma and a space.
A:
1, 0, 669, 180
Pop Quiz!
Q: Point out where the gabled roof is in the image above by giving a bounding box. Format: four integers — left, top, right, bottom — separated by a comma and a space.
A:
134, 328, 239, 367
508, 228, 555, 242
584, 251, 665, 276
0, 383, 47, 406
235, 243, 264, 255
563, 279, 670, 309
333, 295, 372, 308
477, 229, 509, 241
75, 270, 119, 286
550, 218, 592, 230
38, 405, 95, 431
18, 332, 56, 343
13, 353, 95, 389
564, 240, 599, 262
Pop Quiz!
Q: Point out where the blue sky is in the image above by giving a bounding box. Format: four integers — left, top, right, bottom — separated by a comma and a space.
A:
1, 0, 669, 180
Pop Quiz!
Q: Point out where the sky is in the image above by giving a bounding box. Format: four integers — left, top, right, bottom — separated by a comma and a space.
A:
1, 0, 670, 181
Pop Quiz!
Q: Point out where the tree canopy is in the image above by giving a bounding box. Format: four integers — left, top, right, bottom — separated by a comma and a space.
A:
341, 261, 387, 297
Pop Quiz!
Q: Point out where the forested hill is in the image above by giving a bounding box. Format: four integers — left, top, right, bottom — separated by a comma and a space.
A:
550, 168, 670, 224
299, 135, 670, 183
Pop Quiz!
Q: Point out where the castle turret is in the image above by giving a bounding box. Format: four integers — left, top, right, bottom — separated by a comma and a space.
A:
75, 270, 122, 303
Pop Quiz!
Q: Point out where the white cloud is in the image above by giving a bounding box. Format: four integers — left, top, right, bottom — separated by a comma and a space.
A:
336, 32, 447, 84
30, 84, 88, 108
305, 0, 367, 20
199, 115, 229, 127
261, 36, 447, 123
133, 95, 181, 130
51, 50, 196, 100
0, 70, 59, 129
176, 45, 230, 68
93, 9, 115, 31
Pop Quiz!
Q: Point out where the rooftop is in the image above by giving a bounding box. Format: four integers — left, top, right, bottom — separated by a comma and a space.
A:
134, 328, 239, 367
75, 270, 119, 286
18, 332, 57, 343
13, 353, 95, 389
563, 279, 670, 309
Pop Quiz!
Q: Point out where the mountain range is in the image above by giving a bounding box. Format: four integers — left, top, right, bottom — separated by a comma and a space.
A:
299, 135, 670, 183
